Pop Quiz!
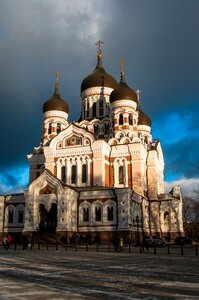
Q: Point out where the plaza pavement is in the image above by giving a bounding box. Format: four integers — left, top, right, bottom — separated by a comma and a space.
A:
0, 247, 198, 300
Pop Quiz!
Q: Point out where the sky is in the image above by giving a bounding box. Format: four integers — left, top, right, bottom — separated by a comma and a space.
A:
0, 0, 199, 196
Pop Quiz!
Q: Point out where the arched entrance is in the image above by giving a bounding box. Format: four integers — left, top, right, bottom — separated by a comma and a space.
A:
39, 203, 57, 233
47, 203, 57, 233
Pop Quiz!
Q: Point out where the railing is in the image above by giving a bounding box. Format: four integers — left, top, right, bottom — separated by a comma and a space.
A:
1, 242, 198, 256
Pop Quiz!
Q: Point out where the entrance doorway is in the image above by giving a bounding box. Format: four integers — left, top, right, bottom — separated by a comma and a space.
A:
39, 203, 57, 233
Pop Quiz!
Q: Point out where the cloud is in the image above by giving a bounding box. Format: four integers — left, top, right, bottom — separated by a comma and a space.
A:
0, 0, 199, 193
165, 178, 199, 197
0, 166, 28, 195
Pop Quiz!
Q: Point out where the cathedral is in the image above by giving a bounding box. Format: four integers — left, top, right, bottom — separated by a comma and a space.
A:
0, 42, 184, 243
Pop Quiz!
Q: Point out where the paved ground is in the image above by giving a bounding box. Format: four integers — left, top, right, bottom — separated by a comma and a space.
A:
0, 247, 198, 300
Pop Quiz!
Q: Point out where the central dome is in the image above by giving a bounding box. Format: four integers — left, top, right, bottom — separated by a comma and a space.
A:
81, 50, 118, 93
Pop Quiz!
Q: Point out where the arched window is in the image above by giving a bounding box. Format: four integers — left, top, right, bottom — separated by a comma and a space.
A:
119, 166, 124, 184
95, 206, 101, 221
164, 211, 169, 220
119, 114, 123, 125
18, 210, 24, 223
8, 210, 14, 224
107, 206, 114, 221
48, 123, 52, 134
61, 166, 66, 183
99, 99, 104, 116
104, 123, 110, 135
71, 165, 77, 184
82, 164, 87, 183
129, 114, 133, 125
144, 136, 148, 144
93, 102, 96, 117
86, 101, 90, 117
83, 207, 89, 222
57, 123, 61, 134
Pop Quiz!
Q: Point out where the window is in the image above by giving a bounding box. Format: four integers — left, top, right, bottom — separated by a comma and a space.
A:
99, 99, 104, 116
83, 207, 89, 222
86, 101, 90, 117
18, 210, 24, 223
94, 124, 98, 135
48, 123, 52, 134
8, 210, 14, 224
119, 114, 123, 125
71, 165, 77, 184
104, 123, 109, 135
95, 206, 101, 221
57, 123, 61, 133
129, 114, 133, 125
61, 166, 66, 183
107, 207, 114, 221
82, 164, 87, 183
119, 166, 124, 184
93, 102, 96, 117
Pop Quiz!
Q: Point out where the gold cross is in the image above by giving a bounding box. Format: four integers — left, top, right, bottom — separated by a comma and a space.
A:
95, 40, 104, 49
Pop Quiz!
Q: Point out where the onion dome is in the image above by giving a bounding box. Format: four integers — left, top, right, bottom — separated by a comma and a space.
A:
110, 67, 137, 103
43, 75, 69, 113
138, 109, 151, 127
81, 41, 118, 93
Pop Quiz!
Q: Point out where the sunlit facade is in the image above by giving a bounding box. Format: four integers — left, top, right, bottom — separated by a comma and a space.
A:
0, 44, 184, 243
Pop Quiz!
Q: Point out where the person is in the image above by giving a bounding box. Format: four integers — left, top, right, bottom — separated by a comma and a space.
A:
142, 235, 149, 251
2, 236, 8, 250
7, 234, 12, 248
119, 237, 124, 252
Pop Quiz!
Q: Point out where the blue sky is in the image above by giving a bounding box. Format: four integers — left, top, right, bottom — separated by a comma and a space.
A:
0, 0, 199, 196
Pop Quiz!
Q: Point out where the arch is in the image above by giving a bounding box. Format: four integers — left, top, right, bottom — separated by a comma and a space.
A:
119, 114, 123, 125
103, 200, 116, 222
92, 102, 97, 117
38, 203, 57, 233
48, 123, 52, 134
120, 137, 131, 144
16, 204, 25, 224
28, 169, 63, 196
92, 200, 103, 222
115, 131, 125, 140
79, 201, 91, 223
108, 138, 118, 146
113, 157, 128, 188
57, 123, 61, 134
6, 205, 15, 225
99, 98, 104, 116
129, 114, 133, 125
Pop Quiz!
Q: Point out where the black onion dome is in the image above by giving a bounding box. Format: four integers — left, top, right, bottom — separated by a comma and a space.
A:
43, 81, 69, 114
81, 54, 118, 93
138, 109, 151, 127
110, 72, 137, 103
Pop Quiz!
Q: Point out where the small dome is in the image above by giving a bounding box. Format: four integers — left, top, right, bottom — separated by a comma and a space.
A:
81, 49, 118, 93
43, 81, 69, 114
110, 73, 137, 103
138, 109, 151, 127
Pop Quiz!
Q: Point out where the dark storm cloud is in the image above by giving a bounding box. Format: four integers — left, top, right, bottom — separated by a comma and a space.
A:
0, 0, 199, 193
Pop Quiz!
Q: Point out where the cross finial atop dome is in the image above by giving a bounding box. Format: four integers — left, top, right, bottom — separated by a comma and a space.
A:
95, 40, 104, 60
54, 72, 61, 96
119, 58, 125, 81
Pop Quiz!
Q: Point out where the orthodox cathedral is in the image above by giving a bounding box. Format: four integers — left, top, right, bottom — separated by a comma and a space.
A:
0, 42, 184, 243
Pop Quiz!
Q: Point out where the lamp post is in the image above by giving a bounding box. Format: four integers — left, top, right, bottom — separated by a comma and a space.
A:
133, 215, 143, 247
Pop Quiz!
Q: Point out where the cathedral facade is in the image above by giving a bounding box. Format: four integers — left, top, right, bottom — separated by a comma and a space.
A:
0, 43, 184, 243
